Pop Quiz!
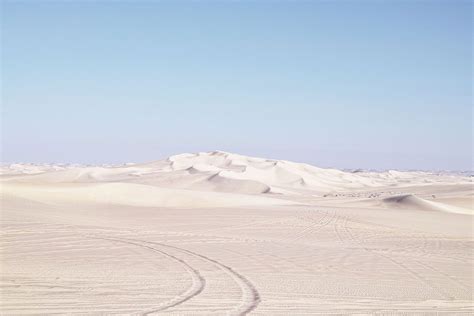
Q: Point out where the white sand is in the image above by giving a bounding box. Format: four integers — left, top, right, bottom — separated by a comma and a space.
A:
1, 151, 472, 314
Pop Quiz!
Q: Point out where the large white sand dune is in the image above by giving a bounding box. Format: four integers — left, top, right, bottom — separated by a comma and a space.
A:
1, 151, 472, 314
2, 150, 471, 195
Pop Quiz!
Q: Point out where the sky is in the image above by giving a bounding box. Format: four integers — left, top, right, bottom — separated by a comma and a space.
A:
1, 1, 472, 170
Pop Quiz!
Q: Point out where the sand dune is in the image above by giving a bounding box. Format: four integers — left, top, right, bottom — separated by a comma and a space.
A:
383, 194, 473, 215
1, 182, 292, 208
2, 151, 471, 196
1, 151, 472, 314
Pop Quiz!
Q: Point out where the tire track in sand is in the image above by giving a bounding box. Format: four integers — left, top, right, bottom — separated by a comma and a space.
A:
93, 237, 206, 315
338, 217, 456, 300
285, 209, 334, 243
123, 237, 261, 316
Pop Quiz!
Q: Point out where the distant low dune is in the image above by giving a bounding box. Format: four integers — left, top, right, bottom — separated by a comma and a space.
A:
383, 194, 472, 215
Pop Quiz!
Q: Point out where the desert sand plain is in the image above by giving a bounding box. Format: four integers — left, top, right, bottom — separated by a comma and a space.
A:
0, 151, 472, 315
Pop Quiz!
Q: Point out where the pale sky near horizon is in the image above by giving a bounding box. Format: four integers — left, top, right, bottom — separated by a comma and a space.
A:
1, 1, 472, 170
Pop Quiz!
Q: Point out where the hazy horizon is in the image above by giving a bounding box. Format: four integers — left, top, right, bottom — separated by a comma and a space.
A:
2, 1, 472, 170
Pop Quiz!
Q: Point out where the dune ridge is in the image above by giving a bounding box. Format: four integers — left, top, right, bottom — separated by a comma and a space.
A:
1, 151, 472, 209
2, 151, 470, 189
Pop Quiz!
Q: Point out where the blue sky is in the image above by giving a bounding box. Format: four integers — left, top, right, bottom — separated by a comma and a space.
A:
1, 1, 472, 170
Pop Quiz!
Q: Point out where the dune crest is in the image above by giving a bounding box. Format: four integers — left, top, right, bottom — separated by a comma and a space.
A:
1, 151, 471, 210
1, 151, 471, 208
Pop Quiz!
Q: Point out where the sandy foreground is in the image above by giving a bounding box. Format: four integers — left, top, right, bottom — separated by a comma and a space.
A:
1, 151, 472, 315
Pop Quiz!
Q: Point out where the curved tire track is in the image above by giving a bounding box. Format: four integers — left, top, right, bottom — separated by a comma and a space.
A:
123, 237, 261, 316
92, 237, 206, 315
